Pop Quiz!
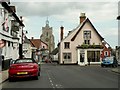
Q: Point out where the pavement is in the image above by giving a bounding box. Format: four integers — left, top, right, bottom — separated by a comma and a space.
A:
111, 67, 120, 74
0, 70, 8, 84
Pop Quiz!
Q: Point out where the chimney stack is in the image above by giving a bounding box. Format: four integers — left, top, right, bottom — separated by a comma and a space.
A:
31, 37, 34, 40
10, 6, 16, 13
79, 13, 86, 24
60, 26, 64, 41
20, 16, 23, 22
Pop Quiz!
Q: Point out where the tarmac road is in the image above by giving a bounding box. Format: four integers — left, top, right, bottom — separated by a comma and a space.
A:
2, 63, 119, 89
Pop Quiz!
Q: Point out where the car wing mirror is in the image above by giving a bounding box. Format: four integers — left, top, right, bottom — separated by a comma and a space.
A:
10, 60, 15, 65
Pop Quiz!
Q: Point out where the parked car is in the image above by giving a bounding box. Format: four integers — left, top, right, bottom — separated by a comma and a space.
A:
101, 56, 118, 67
8, 58, 40, 81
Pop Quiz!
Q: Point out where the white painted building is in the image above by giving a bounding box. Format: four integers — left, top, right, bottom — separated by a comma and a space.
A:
58, 13, 104, 66
22, 36, 32, 58
0, 2, 24, 70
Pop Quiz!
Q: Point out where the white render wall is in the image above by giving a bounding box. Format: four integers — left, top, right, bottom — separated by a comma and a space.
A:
74, 21, 102, 46
23, 43, 32, 58
0, 5, 20, 61
1, 41, 19, 60
60, 20, 103, 64
0, 5, 3, 33
12, 42, 19, 60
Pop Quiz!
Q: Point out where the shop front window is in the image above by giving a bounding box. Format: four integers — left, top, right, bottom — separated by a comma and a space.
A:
87, 51, 100, 62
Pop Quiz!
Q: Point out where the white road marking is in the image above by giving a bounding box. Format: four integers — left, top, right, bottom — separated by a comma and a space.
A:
47, 70, 64, 88
50, 80, 52, 82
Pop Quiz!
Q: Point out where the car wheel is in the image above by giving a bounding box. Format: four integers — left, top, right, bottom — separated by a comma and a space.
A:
9, 78, 12, 82
9, 77, 15, 82
112, 64, 115, 67
115, 65, 118, 67
38, 71, 40, 76
101, 64, 104, 67
34, 76, 38, 80
38, 68, 40, 76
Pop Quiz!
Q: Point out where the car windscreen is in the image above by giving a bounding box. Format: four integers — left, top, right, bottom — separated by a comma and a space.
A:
14, 59, 34, 64
10, 60, 15, 65
104, 57, 113, 62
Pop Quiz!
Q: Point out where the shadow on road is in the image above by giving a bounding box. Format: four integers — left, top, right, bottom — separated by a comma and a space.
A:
9, 77, 39, 82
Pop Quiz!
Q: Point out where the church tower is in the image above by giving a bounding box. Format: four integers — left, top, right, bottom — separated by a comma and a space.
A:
40, 18, 55, 53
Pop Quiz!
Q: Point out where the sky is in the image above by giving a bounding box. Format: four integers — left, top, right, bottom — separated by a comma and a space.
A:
10, 0, 119, 48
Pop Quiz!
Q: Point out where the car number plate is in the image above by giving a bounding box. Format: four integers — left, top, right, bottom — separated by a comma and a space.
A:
17, 72, 28, 75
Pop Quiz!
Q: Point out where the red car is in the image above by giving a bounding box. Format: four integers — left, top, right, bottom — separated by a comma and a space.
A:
9, 58, 40, 81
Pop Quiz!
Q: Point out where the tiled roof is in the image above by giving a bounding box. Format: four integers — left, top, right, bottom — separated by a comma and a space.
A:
30, 39, 48, 49
30, 39, 41, 49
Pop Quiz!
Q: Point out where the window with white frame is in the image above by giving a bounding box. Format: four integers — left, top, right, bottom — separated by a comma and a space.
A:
63, 53, 71, 61
83, 31, 91, 39
83, 31, 91, 45
84, 40, 90, 44
104, 51, 108, 56
64, 42, 70, 49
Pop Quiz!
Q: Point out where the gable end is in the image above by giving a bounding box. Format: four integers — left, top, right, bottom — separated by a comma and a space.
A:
71, 18, 104, 41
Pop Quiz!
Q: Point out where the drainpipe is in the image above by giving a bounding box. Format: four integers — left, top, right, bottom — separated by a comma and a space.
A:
19, 16, 23, 59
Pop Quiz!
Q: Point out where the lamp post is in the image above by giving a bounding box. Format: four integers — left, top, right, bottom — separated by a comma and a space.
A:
19, 30, 23, 59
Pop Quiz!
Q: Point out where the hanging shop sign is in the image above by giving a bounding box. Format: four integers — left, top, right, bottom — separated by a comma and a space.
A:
0, 40, 6, 48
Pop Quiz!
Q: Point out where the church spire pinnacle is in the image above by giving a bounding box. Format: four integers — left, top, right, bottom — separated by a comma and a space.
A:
46, 17, 49, 27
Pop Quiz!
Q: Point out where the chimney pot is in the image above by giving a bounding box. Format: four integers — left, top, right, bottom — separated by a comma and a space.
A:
81, 13, 85, 17
80, 13, 86, 24
60, 26, 64, 41
31, 37, 34, 40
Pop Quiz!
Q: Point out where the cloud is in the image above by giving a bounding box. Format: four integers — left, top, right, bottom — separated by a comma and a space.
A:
10, 1, 118, 47
11, 2, 70, 17
11, 2, 117, 16
100, 27, 118, 37
11, 2, 118, 25
10, 0, 119, 2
